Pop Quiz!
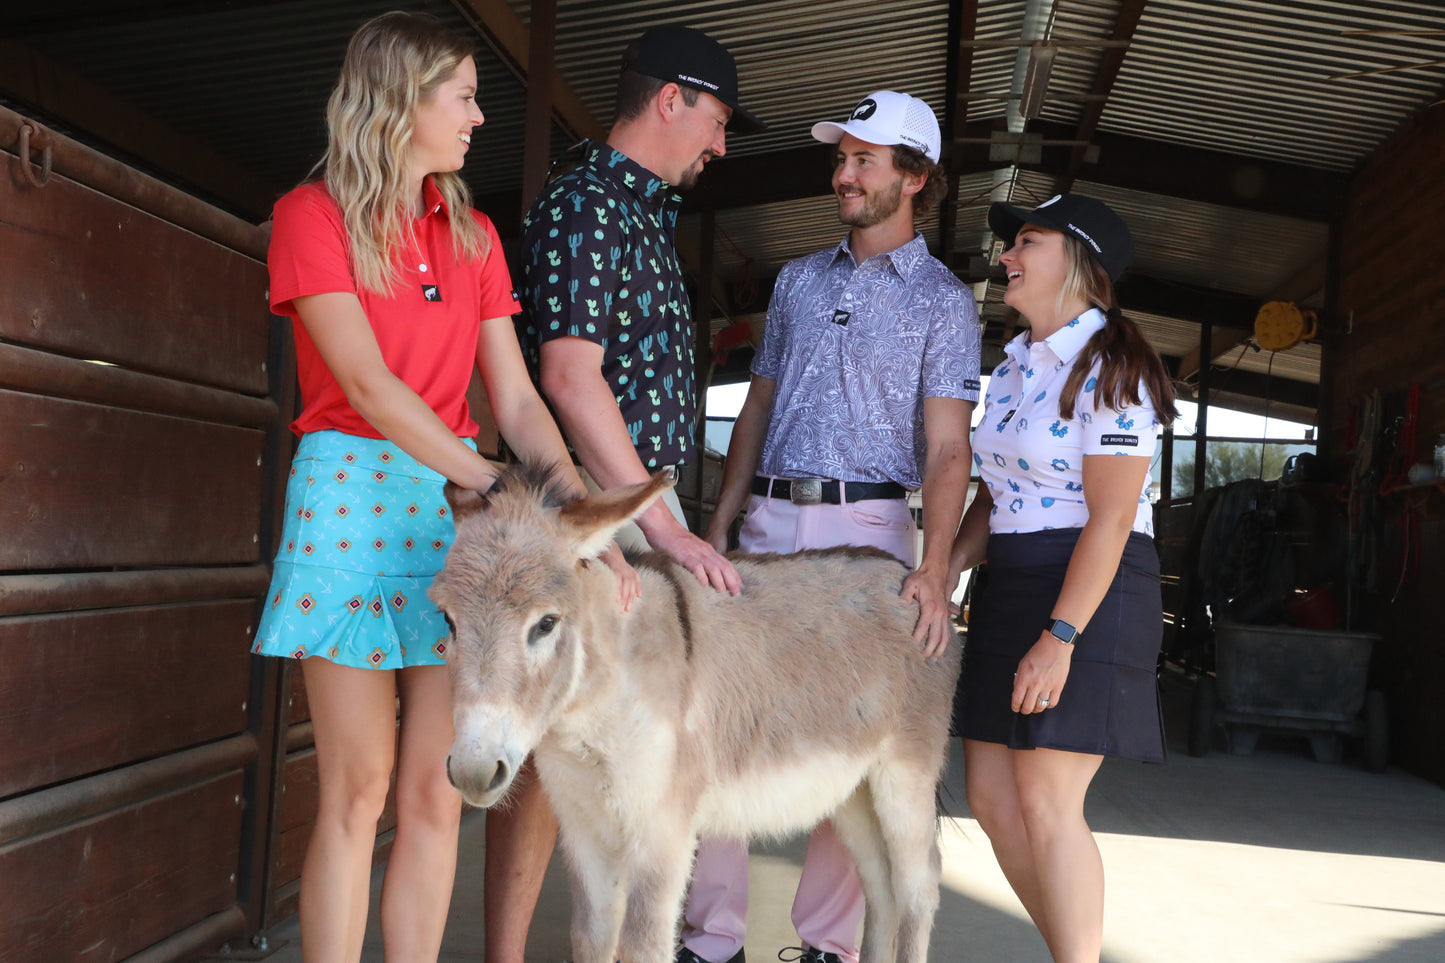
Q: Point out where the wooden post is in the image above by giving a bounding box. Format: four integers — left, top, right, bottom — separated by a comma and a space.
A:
521, 0, 557, 207
1194, 322, 1212, 497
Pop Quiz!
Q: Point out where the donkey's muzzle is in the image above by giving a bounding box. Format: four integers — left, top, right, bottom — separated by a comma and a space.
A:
445, 752, 512, 807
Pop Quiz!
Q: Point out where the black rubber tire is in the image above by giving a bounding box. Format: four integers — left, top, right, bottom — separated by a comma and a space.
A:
1364, 689, 1389, 773
1188, 675, 1216, 757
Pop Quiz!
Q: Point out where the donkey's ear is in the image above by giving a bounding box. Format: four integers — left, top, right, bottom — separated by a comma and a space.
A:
444, 481, 490, 523
556, 467, 676, 558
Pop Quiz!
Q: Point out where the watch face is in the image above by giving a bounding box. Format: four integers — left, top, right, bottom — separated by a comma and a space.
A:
1051, 619, 1077, 643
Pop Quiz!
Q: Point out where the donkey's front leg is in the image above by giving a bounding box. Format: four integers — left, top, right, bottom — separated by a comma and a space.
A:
565, 827, 628, 963
617, 816, 696, 963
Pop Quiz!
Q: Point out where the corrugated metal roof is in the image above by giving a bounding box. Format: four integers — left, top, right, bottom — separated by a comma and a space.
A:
1074, 178, 1329, 297
1101, 0, 1445, 171
507, 0, 954, 159
1220, 338, 1322, 385
15, 0, 559, 198
10, 0, 1443, 414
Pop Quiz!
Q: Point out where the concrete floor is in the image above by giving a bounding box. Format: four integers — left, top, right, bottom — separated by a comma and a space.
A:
252, 671, 1445, 962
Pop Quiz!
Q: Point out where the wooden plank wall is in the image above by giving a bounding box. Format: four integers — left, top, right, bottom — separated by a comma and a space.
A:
0, 118, 279, 961
1330, 102, 1445, 787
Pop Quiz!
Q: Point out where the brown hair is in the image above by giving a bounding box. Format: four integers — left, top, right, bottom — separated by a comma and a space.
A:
891, 145, 947, 213
614, 41, 701, 123
1057, 236, 1178, 426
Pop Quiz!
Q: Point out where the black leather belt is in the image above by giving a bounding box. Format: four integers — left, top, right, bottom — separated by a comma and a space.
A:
752, 476, 907, 505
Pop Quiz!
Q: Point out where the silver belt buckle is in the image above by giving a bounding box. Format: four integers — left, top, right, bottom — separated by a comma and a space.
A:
790, 478, 823, 505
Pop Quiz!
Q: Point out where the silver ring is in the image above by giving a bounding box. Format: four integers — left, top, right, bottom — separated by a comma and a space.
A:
1038, 696, 1050, 707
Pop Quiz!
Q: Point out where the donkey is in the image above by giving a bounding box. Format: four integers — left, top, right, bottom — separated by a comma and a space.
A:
429, 463, 961, 963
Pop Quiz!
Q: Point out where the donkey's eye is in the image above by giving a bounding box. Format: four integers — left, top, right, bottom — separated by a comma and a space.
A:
529, 614, 560, 645
441, 612, 456, 636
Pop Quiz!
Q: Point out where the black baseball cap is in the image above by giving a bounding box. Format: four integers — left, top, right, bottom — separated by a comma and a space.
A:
622, 24, 766, 134
988, 193, 1134, 281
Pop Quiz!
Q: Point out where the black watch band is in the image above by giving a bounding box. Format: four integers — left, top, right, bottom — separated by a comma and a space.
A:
1047, 618, 1079, 645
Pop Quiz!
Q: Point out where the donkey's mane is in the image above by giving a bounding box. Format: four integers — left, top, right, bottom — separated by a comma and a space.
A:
486, 459, 579, 511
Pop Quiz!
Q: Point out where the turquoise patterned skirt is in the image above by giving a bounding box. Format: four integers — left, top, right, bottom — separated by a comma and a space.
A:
252, 430, 472, 669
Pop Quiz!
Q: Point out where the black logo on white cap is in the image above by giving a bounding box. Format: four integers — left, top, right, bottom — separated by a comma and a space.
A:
851, 99, 878, 121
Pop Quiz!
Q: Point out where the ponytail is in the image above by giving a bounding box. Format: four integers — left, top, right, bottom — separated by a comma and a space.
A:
1056, 239, 1178, 426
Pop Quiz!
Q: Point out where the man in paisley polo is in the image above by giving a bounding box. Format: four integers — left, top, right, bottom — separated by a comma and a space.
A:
518, 24, 762, 594
679, 92, 981, 963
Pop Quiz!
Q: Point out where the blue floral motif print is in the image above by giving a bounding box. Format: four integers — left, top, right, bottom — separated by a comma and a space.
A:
972, 307, 1160, 536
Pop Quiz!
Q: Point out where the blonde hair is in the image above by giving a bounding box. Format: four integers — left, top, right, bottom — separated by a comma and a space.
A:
314, 11, 487, 294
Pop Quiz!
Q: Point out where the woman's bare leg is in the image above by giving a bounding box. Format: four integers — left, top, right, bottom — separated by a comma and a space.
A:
1014, 748, 1105, 963
963, 739, 1051, 943
299, 659, 399, 963
381, 664, 464, 961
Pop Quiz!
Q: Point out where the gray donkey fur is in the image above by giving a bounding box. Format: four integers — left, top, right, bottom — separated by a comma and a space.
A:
429, 463, 960, 963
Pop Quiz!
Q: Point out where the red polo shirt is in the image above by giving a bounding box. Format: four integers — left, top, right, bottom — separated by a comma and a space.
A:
268, 179, 521, 439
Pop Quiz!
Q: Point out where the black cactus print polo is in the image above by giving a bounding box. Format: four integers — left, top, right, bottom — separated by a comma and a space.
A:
517, 140, 697, 469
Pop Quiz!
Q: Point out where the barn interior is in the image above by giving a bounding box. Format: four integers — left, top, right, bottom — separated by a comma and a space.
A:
2, 0, 1444, 959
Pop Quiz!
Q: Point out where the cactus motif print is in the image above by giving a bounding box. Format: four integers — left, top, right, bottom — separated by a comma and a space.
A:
518, 141, 696, 468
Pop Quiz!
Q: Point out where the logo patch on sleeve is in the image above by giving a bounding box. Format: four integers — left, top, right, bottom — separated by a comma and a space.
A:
831, 310, 851, 326
963, 378, 981, 392
1100, 433, 1139, 447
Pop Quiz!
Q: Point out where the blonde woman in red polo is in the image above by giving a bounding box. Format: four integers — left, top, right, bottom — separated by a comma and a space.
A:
253, 12, 636, 961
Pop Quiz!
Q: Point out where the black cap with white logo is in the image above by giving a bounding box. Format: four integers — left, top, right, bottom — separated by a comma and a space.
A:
623, 24, 766, 134
988, 193, 1134, 281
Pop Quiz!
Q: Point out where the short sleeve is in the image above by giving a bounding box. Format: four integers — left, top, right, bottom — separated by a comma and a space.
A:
750, 265, 794, 380
1078, 372, 1161, 459
920, 278, 982, 402
523, 183, 629, 346
267, 185, 356, 315
472, 212, 522, 320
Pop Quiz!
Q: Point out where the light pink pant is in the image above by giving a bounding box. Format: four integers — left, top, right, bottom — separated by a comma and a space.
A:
680, 484, 917, 963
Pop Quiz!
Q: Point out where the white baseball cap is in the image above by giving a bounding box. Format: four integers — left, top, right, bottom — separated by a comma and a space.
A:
811, 90, 941, 163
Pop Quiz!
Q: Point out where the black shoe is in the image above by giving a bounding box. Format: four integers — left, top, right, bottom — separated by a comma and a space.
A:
777, 948, 841, 963
676, 947, 745, 963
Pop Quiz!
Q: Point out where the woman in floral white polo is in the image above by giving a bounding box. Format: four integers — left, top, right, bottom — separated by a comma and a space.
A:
948, 193, 1178, 963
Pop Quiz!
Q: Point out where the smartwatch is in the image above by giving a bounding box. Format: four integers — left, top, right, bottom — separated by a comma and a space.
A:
1047, 618, 1079, 645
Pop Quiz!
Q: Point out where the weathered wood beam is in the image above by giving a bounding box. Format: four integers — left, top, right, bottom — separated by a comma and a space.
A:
940, 0, 980, 263
1176, 327, 1251, 383
521, 0, 557, 206
956, 119, 1348, 221
451, 0, 605, 142
0, 40, 280, 218
1115, 275, 1260, 329
1058, 0, 1149, 190
684, 143, 834, 213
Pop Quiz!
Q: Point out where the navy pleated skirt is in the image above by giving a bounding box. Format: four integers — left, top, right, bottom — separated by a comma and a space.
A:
957, 529, 1167, 762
